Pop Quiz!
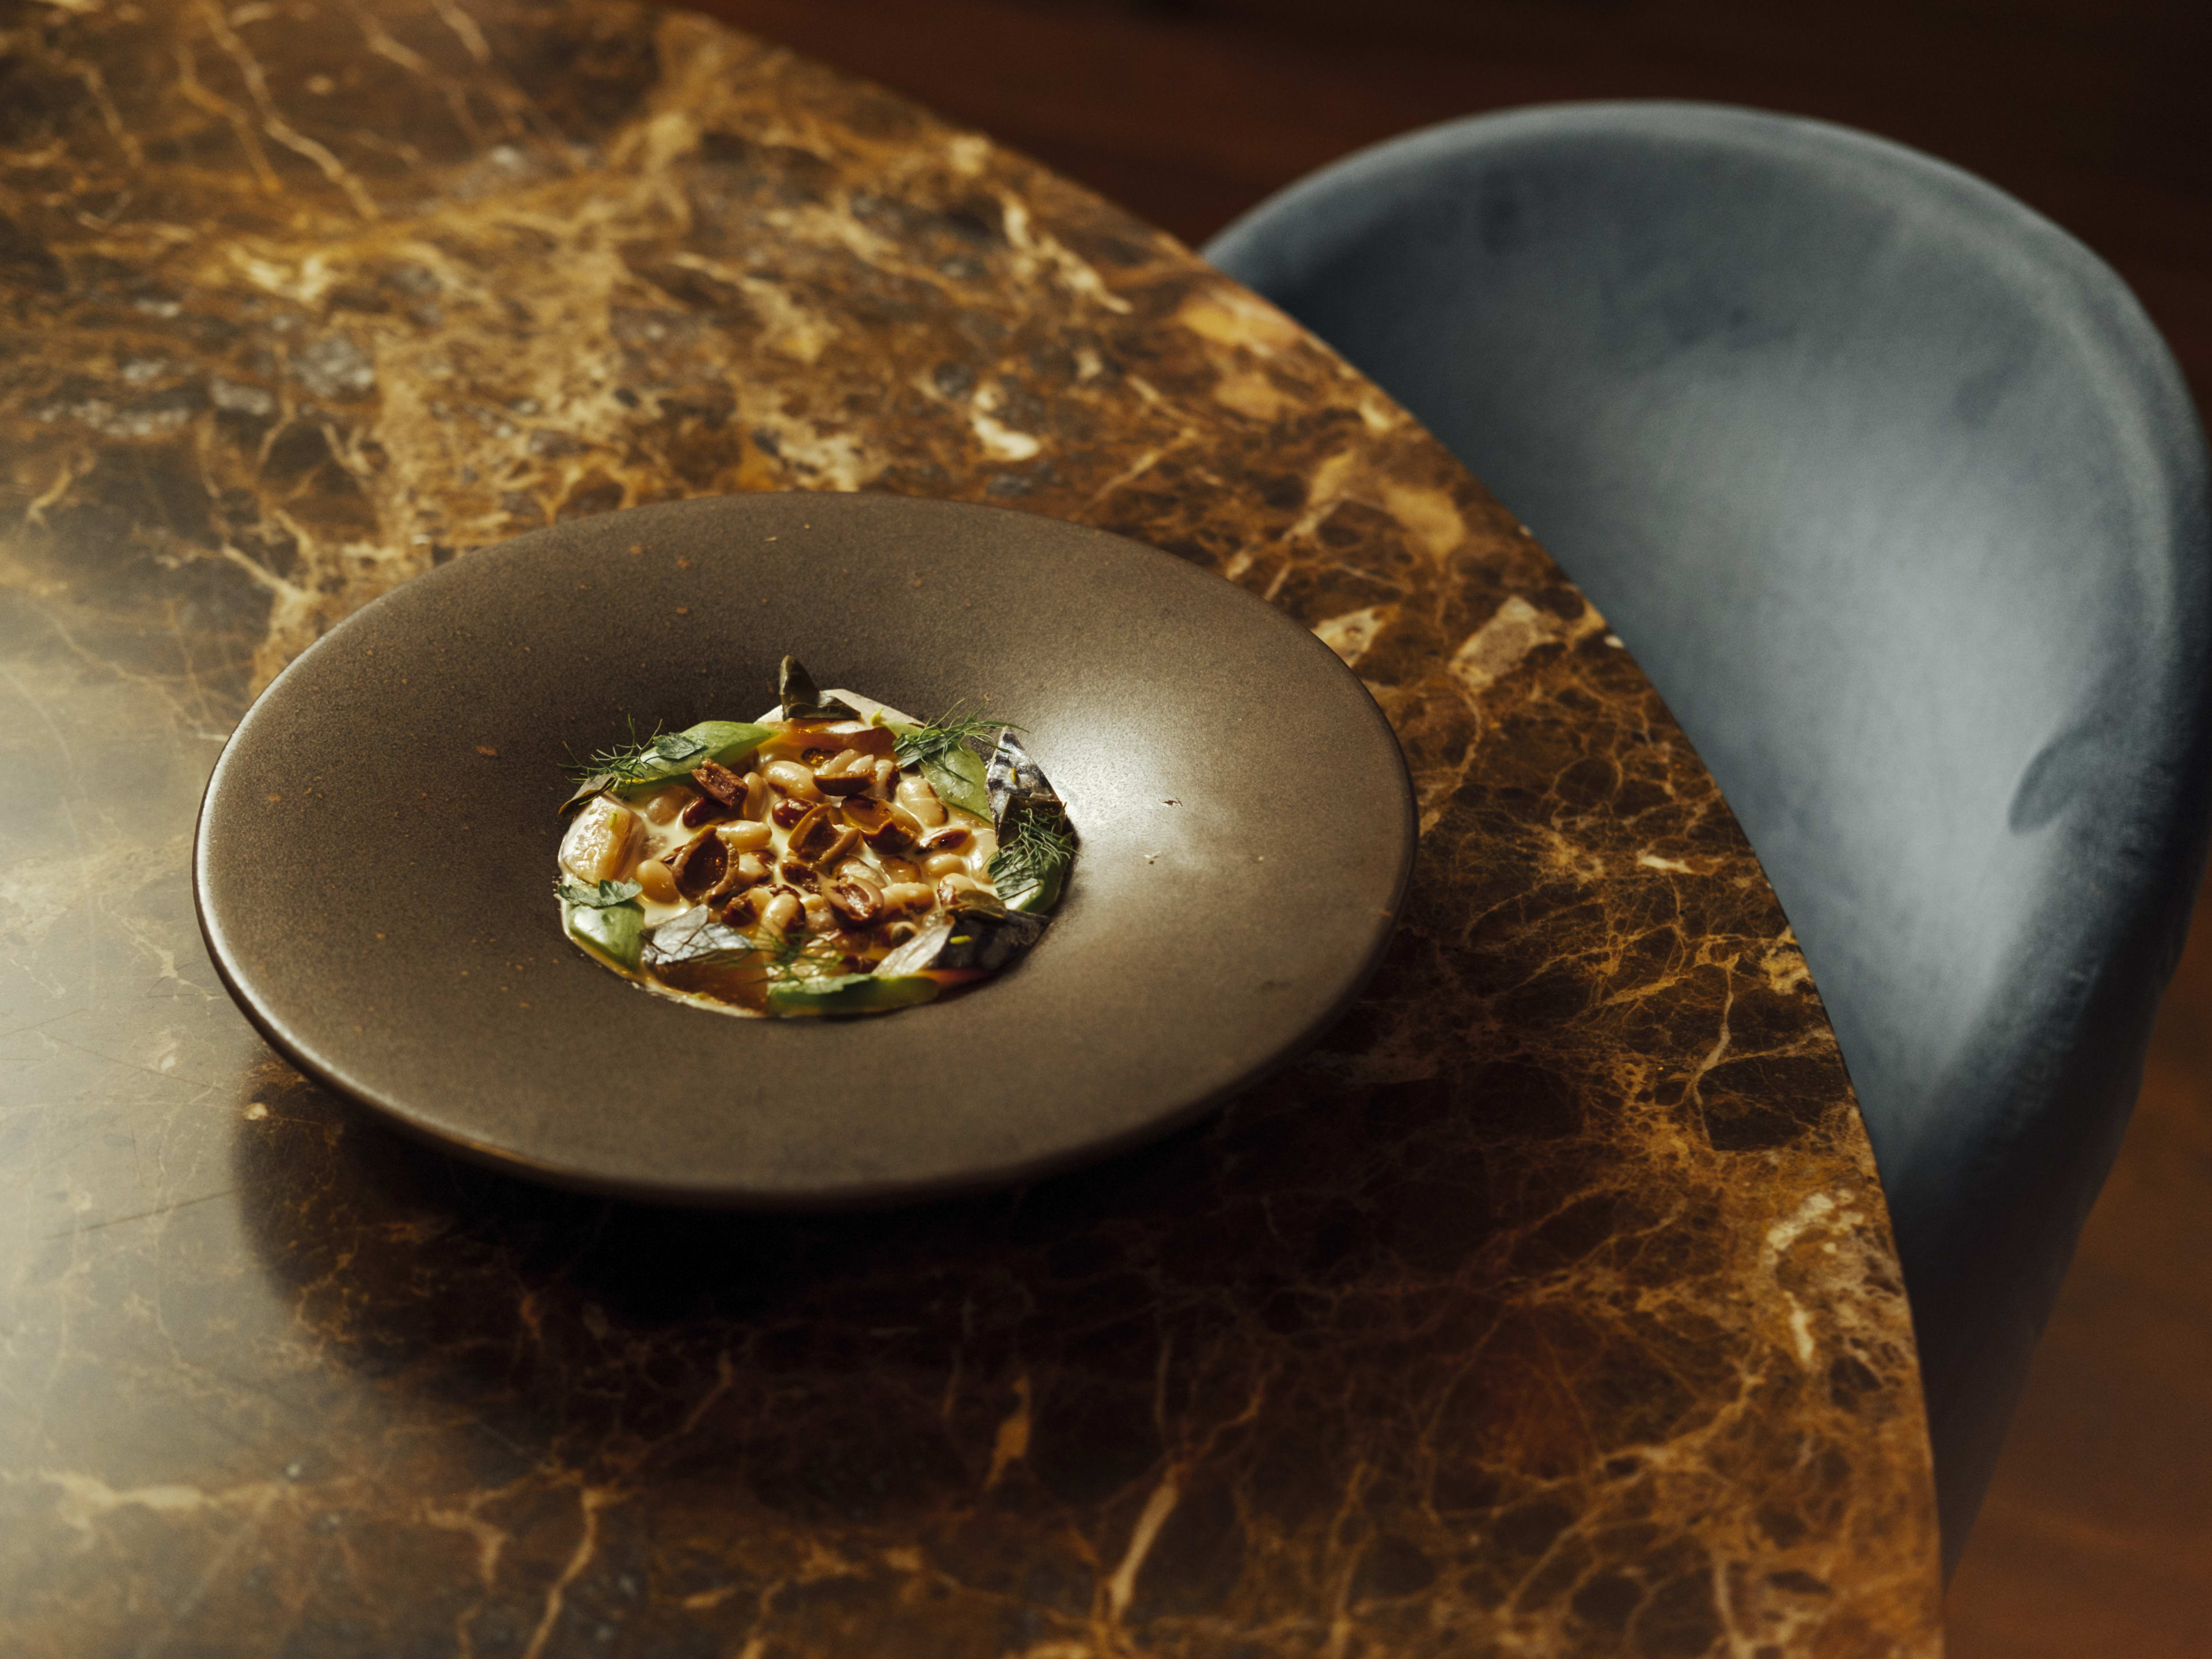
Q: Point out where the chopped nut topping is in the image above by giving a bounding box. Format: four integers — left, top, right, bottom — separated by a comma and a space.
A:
666, 830, 729, 899
785, 803, 843, 861
679, 789, 729, 828
828, 871, 884, 925
690, 760, 745, 805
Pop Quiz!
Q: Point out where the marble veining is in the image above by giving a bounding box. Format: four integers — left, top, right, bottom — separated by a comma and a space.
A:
0, 2, 1941, 1653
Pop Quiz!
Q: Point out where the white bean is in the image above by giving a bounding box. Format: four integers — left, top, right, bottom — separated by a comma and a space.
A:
635, 858, 679, 904
741, 771, 770, 820
765, 760, 823, 801
895, 774, 946, 828
878, 881, 934, 917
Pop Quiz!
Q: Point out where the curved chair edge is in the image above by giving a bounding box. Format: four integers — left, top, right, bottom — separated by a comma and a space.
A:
1206, 100, 2212, 1573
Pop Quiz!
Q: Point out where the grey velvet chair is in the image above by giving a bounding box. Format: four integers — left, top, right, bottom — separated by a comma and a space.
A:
1206, 102, 2212, 1569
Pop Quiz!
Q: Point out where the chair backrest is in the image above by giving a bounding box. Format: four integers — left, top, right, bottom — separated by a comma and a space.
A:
1207, 102, 2211, 1566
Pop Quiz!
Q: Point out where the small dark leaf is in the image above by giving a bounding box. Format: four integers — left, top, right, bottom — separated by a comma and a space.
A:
778, 655, 858, 720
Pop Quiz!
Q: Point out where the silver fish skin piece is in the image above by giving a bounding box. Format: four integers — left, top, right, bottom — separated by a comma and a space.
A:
642, 905, 758, 969
986, 729, 1065, 830
876, 893, 1047, 976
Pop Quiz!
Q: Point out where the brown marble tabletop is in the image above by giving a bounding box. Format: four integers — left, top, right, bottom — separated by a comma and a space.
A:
0, 2, 1941, 1654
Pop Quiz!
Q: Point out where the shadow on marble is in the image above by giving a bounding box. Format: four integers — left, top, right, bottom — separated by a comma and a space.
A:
218, 944, 1545, 1575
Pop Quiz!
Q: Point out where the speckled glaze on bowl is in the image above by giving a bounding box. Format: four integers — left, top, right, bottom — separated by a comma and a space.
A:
192, 493, 1415, 1206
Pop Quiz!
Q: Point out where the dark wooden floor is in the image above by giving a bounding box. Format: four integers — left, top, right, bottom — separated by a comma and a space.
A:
669, 2, 2212, 1649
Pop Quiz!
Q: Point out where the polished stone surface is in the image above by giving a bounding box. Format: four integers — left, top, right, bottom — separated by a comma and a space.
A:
0, 2, 1941, 1653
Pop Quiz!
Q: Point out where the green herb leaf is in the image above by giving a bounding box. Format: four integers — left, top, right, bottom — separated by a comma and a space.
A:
890, 704, 1017, 770
562, 718, 774, 803
989, 809, 1076, 914
922, 747, 993, 821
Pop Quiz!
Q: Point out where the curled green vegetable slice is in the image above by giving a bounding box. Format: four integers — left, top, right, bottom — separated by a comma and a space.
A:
623, 721, 774, 786
563, 894, 644, 970
766, 972, 940, 1018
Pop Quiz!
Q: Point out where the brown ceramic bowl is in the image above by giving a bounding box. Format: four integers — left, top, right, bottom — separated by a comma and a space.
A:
194, 493, 1414, 1206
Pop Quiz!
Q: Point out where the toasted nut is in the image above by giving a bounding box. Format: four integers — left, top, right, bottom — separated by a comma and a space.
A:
923, 851, 969, 881
846, 797, 922, 854
828, 872, 884, 925
764, 760, 823, 801
560, 796, 642, 883
840, 796, 891, 832
690, 760, 744, 806
706, 853, 762, 902
896, 773, 947, 828
920, 825, 971, 853
762, 889, 802, 934
741, 771, 770, 820
667, 830, 729, 899
878, 881, 934, 918
635, 858, 680, 904
871, 809, 925, 858
680, 790, 729, 828
815, 748, 875, 795
786, 804, 843, 861
717, 820, 772, 853
771, 797, 810, 830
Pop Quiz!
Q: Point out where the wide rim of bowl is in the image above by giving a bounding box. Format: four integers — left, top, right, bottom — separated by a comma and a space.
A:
193, 493, 1416, 1208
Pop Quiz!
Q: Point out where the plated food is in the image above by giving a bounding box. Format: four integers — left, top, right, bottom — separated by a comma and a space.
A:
194, 491, 1412, 1203
556, 657, 1073, 1017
